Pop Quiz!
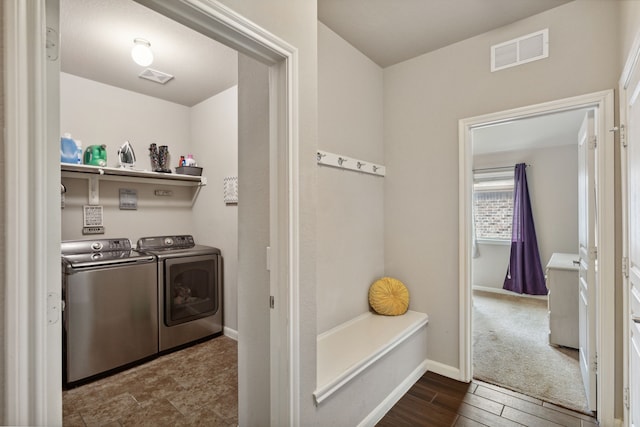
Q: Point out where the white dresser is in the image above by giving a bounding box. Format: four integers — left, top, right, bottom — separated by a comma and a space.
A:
546, 252, 580, 349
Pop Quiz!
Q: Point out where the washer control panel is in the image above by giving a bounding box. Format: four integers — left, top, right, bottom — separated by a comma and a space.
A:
61, 238, 132, 255
106, 239, 131, 251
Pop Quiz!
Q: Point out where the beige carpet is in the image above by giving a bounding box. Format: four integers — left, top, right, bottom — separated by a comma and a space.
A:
473, 290, 592, 415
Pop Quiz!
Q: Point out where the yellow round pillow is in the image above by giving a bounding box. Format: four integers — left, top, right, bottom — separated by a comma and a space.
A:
368, 277, 409, 316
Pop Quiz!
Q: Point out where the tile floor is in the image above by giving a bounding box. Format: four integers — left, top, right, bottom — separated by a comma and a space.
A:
378, 371, 599, 426
65, 335, 596, 427
63, 335, 237, 426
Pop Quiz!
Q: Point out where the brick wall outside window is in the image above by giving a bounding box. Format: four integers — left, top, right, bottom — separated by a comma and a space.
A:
474, 190, 513, 240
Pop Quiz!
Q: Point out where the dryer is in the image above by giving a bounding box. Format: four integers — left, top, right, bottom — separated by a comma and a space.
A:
137, 235, 223, 352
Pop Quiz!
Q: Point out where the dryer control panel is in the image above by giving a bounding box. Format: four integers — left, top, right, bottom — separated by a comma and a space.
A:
137, 235, 195, 251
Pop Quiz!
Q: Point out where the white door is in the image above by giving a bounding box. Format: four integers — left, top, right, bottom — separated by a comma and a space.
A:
578, 110, 597, 411
623, 51, 640, 427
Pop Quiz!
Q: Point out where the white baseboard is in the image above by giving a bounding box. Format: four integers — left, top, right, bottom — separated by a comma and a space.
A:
357, 360, 428, 427
473, 285, 547, 300
223, 326, 238, 341
426, 359, 462, 381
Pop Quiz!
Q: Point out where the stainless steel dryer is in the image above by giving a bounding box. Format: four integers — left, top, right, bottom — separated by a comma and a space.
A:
61, 238, 157, 385
137, 235, 223, 352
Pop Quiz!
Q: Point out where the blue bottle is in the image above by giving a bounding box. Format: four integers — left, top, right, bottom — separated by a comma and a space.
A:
60, 133, 81, 164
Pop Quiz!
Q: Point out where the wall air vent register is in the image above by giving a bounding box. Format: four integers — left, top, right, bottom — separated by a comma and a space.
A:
491, 29, 549, 72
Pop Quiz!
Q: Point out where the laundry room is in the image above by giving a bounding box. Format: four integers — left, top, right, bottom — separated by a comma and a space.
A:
59, 0, 240, 385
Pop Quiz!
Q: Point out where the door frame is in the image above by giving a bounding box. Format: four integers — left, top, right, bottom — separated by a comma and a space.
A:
3, 0, 301, 425
619, 28, 640, 427
458, 90, 616, 425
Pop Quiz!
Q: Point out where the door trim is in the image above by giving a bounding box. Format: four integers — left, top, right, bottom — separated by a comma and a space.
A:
4, 1, 62, 424
458, 90, 616, 426
4, 0, 301, 425
619, 28, 640, 427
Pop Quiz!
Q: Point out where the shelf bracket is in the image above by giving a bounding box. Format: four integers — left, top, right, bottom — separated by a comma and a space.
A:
88, 176, 99, 205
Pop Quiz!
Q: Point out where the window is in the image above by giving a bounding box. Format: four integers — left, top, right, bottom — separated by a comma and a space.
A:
473, 171, 514, 241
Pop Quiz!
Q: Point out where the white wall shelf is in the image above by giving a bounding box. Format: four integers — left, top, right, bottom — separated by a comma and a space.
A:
61, 163, 207, 187
316, 150, 385, 177
61, 163, 206, 206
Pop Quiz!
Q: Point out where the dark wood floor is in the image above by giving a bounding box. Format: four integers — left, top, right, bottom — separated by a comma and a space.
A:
377, 372, 599, 427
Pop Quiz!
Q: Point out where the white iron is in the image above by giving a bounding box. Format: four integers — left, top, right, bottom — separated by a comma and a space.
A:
117, 141, 136, 168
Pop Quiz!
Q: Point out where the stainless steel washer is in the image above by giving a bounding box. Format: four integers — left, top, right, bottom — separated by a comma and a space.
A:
137, 235, 223, 352
61, 238, 157, 385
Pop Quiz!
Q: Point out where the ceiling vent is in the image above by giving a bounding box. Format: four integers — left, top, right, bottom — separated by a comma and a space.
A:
138, 68, 174, 85
491, 29, 548, 72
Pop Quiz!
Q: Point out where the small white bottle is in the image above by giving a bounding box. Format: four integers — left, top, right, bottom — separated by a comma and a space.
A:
185, 154, 197, 166
75, 140, 83, 164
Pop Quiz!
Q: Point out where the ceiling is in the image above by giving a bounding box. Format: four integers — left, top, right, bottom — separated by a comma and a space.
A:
472, 108, 591, 156
318, 0, 572, 68
61, 0, 573, 114
57, 2, 593, 181
60, 0, 238, 107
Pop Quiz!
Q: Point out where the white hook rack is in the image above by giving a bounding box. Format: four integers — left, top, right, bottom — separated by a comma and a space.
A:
316, 150, 385, 177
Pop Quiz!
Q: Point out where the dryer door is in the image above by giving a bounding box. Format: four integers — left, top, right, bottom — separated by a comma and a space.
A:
164, 254, 220, 326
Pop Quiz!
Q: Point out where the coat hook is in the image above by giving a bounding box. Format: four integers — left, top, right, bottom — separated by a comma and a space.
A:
338, 157, 348, 166
357, 161, 366, 169
372, 165, 380, 173
316, 152, 327, 162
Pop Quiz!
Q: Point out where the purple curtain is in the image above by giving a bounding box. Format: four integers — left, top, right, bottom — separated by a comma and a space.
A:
503, 163, 548, 295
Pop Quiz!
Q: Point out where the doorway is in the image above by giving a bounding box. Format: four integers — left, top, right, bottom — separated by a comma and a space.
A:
458, 90, 616, 426
4, 0, 300, 425
470, 107, 591, 412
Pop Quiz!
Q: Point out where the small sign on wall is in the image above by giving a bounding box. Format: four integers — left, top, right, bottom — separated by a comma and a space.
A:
224, 176, 238, 205
83, 205, 105, 234
83, 205, 103, 227
119, 188, 138, 210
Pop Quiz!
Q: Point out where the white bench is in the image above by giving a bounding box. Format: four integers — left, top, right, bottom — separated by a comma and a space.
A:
313, 310, 429, 405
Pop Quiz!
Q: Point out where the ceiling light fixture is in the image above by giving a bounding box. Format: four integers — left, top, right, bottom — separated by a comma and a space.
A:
131, 38, 153, 67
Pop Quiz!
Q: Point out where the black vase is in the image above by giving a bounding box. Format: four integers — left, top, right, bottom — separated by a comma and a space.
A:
149, 143, 159, 171
157, 145, 171, 173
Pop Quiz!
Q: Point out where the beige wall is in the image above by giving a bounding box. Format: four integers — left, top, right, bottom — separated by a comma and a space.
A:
191, 85, 239, 332
60, 73, 192, 172
317, 22, 384, 334
383, 0, 620, 371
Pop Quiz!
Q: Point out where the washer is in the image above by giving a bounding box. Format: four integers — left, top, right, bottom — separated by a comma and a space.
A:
137, 235, 223, 352
61, 238, 157, 385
